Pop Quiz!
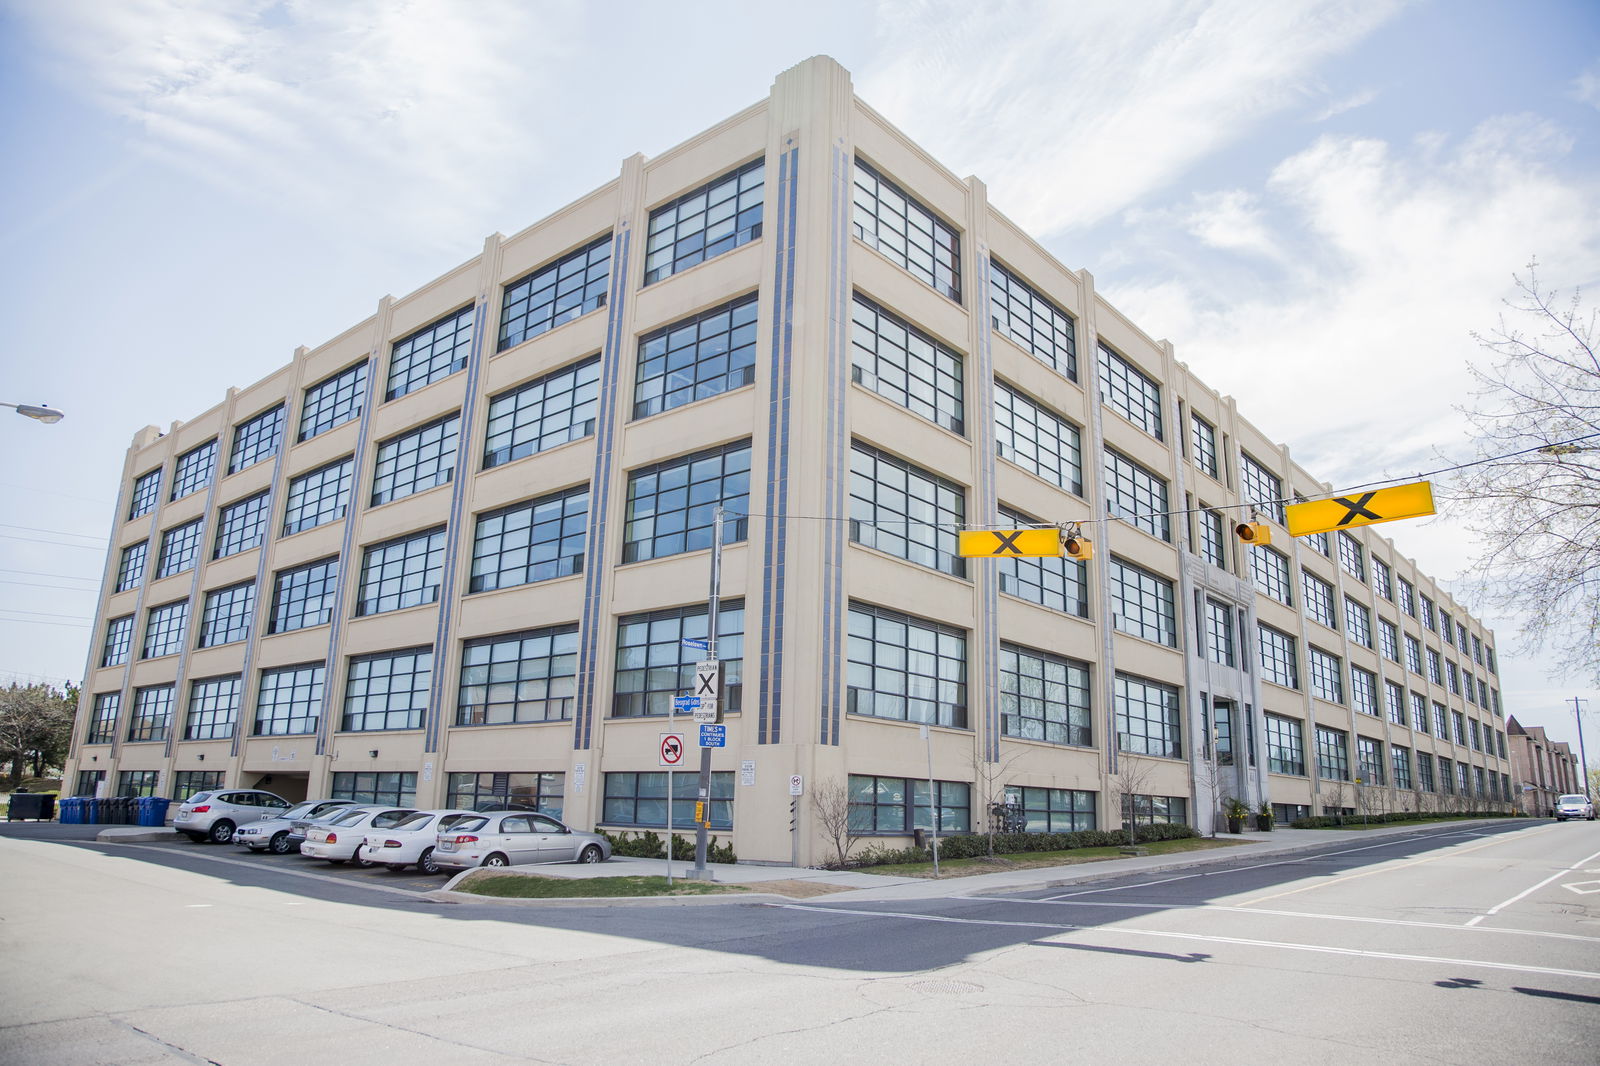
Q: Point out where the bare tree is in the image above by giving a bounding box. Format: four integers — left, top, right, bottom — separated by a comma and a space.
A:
969, 743, 1033, 858
1193, 745, 1228, 838
1322, 780, 1347, 823
1450, 261, 1600, 684
1111, 753, 1157, 848
810, 780, 861, 867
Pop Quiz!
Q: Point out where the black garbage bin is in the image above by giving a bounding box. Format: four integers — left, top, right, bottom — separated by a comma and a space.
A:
110, 796, 130, 824
90, 797, 107, 824
119, 796, 137, 824
7, 792, 55, 821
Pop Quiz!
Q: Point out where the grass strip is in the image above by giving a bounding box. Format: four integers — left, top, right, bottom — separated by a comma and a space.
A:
458, 873, 749, 898
861, 836, 1247, 878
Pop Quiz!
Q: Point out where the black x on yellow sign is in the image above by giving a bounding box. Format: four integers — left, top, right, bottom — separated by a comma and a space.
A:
957, 529, 1063, 557
1285, 481, 1435, 537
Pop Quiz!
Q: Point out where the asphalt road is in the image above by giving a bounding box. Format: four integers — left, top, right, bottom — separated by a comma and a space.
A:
2, 820, 1597, 1064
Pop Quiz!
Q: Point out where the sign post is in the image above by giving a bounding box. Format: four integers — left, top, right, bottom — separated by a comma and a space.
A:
659, 731, 685, 883
691, 506, 726, 879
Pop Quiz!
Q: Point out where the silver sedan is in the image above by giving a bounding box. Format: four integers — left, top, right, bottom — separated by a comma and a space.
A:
433, 811, 611, 872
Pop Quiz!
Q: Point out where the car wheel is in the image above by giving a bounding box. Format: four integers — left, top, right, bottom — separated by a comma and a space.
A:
208, 820, 236, 845
482, 853, 510, 868
579, 845, 603, 864
418, 847, 440, 875
269, 831, 293, 855
353, 853, 377, 869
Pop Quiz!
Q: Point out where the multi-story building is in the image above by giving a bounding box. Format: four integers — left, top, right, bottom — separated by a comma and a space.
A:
63, 57, 1514, 864
1507, 718, 1582, 816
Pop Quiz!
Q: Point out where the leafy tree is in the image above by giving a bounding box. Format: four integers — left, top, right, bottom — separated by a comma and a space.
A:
1451, 261, 1600, 683
0, 683, 78, 787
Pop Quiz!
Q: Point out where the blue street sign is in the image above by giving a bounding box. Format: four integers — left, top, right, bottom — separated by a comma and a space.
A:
681, 638, 709, 650
698, 724, 726, 748
673, 695, 701, 713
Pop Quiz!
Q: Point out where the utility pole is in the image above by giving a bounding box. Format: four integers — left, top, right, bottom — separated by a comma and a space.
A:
1572, 697, 1591, 799
690, 506, 725, 880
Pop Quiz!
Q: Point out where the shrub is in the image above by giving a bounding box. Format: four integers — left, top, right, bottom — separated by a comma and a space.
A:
841, 823, 1199, 868
599, 829, 735, 864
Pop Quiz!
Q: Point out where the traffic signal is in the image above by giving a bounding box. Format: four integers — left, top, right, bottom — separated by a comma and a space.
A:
1235, 521, 1271, 545
1063, 530, 1094, 560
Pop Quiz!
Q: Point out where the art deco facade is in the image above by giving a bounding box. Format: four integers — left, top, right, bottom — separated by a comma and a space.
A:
64, 57, 1514, 864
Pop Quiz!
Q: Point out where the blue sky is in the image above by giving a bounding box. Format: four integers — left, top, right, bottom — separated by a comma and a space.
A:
1, 0, 1596, 753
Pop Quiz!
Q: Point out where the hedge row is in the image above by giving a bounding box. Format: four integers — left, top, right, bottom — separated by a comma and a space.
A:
1289, 810, 1522, 829
842, 823, 1198, 868
601, 829, 737, 864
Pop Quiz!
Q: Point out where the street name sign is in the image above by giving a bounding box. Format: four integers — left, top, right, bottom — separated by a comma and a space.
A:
958, 528, 1062, 557
672, 695, 701, 715
1284, 481, 1435, 537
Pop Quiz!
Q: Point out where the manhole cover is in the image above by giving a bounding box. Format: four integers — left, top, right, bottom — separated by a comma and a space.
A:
913, 979, 982, 994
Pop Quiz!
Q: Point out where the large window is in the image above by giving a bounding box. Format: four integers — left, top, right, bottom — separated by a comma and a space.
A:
644, 160, 764, 285
356, 528, 446, 616
1391, 746, 1413, 790
185, 675, 240, 740
171, 770, 224, 800
1356, 736, 1385, 785
1191, 414, 1219, 479
1249, 545, 1293, 605
127, 684, 174, 742
1452, 710, 1466, 746
1239, 453, 1285, 523
1315, 726, 1350, 781
156, 518, 205, 578
1416, 751, 1435, 792
1412, 691, 1429, 733
129, 468, 162, 519
990, 259, 1076, 377
1351, 665, 1377, 716
299, 361, 368, 442
387, 306, 474, 401
1198, 509, 1227, 568
118, 770, 161, 797
101, 615, 134, 668
1266, 714, 1305, 775
446, 772, 565, 819
1308, 646, 1343, 704
1372, 557, 1393, 599
633, 295, 758, 420
994, 381, 1081, 492
342, 648, 432, 732
1258, 624, 1299, 689
1109, 558, 1176, 646
170, 440, 216, 501
1302, 571, 1336, 629
1337, 531, 1366, 581
229, 404, 284, 473
1398, 576, 1416, 616
499, 234, 611, 349
482, 356, 600, 468
197, 581, 255, 648
457, 625, 578, 725
1427, 648, 1443, 686
623, 440, 751, 563
846, 603, 966, 728
1379, 617, 1400, 662
469, 486, 588, 592
1204, 598, 1236, 666
1344, 597, 1372, 647
331, 771, 417, 806
254, 663, 324, 735
1003, 785, 1096, 833
371, 415, 459, 505
851, 294, 964, 434
1000, 644, 1091, 746
996, 508, 1087, 616
1385, 680, 1407, 726
848, 775, 970, 834
214, 491, 269, 558
87, 693, 119, 744
613, 601, 744, 718
1104, 450, 1170, 542
283, 458, 354, 535
1114, 673, 1182, 759
269, 557, 339, 633
141, 601, 189, 659
1125, 795, 1189, 827
1097, 344, 1163, 440
1420, 594, 1437, 631
603, 771, 734, 830
849, 441, 965, 577
1405, 634, 1423, 674
852, 158, 960, 301
116, 540, 148, 592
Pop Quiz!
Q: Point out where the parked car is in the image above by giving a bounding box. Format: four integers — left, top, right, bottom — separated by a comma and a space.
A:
1554, 794, 1596, 821
300, 806, 417, 865
357, 809, 480, 873
286, 803, 372, 851
173, 790, 290, 844
233, 799, 361, 854
433, 811, 611, 872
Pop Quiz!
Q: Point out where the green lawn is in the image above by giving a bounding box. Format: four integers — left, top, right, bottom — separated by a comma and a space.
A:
456, 873, 749, 899
861, 836, 1248, 878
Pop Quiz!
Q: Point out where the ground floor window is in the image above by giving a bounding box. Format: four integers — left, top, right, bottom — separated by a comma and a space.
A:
602, 771, 733, 830
1004, 785, 1096, 833
445, 772, 565, 819
1272, 802, 1310, 824
1124, 794, 1188, 826
74, 769, 105, 796
847, 775, 971, 834
330, 771, 417, 806
171, 770, 224, 800
117, 770, 160, 797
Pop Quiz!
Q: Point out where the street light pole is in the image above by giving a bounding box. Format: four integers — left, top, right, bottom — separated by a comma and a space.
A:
1, 402, 64, 424
1572, 697, 1591, 799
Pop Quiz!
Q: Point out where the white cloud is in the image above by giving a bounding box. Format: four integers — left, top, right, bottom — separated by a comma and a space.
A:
1310, 86, 1378, 121
1573, 60, 1600, 110
859, 0, 1408, 235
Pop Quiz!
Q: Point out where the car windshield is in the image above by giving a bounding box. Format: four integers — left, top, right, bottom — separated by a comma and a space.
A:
281, 801, 320, 818
450, 817, 489, 833
1558, 795, 1587, 804
392, 812, 435, 831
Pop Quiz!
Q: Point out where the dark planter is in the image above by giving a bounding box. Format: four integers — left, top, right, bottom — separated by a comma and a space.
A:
1226, 816, 1245, 834
1256, 815, 1274, 832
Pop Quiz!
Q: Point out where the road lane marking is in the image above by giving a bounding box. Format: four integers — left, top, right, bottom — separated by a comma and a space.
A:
1473, 846, 1600, 921
766, 903, 1600, 982
1234, 832, 1540, 907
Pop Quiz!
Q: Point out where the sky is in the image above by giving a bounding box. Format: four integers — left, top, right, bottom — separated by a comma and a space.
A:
1, 0, 1597, 760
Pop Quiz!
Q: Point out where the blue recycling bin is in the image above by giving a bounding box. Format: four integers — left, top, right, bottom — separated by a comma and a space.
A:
59, 797, 81, 824
136, 796, 171, 827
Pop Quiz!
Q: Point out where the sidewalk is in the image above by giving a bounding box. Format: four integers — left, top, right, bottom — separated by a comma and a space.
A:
433, 820, 1514, 906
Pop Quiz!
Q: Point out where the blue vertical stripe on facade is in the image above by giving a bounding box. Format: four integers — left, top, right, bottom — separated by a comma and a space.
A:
573, 230, 630, 751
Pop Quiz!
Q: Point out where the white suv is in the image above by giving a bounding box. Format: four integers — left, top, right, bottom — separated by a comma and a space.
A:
1554, 794, 1596, 821
173, 789, 290, 843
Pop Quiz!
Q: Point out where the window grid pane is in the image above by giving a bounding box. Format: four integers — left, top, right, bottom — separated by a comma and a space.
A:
1199, 510, 1227, 568
214, 491, 269, 558
1109, 558, 1176, 646
1379, 618, 1400, 662
1191, 415, 1219, 478
356, 528, 446, 616
1114, 674, 1182, 759
1104, 449, 1170, 541
852, 158, 960, 301
371, 415, 460, 505
156, 519, 205, 578
457, 625, 579, 725
1344, 597, 1372, 647
1351, 665, 1377, 716
1386, 681, 1408, 726
87, 693, 120, 744
342, 647, 433, 731
170, 440, 217, 501
230, 404, 285, 473
255, 663, 324, 735
185, 675, 240, 740
470, 486, 588, 592
171, 770, 224, 800
612, 602, 744, 719
1249, 546, 1292, 605
330, 771, 417, 806
602, 771, 735, 830
623, 440, 751, 563
1302, 571, 1336, 629
129, 469, 162, 519
101, 615, 134, 668
633, 295, 759, 420
283, 458, 354, 535
1316, 726, 1350, 781
128, 685, 174, 742
1239, 453, 1285, 524
446, 772, 565, 818
1258, 624, 1299, 688
994, 381, 1081, 492
500, 235, 612, 349
1205, 599, 1235, 666
1392, 746, 1413, 790
996, 508, 1087, 617
1266, 714, 1305, 775
387, 306, 474, 400
269, 557, 339, 634
644, 160, 765, 285
141, 601, 189, 659
849, 441, 966, 577
1097, 344, 1163, 440
198, 581, 255, 648
999, 643, 1090, 746
116, 541, 148, 593
299, 361, 368, 442
851, 294, 964, 434
990, 259, 1076, 377
482, 356, 600, 468
846, 602, 967, 728
1309, 646, 1344, 704
1338, 532, 1366, 581
1004, 785, 1096, 833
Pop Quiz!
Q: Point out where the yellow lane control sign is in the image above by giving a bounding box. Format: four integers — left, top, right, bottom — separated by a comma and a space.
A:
1285, 481, 1435, 537
958, 529, 1063, 557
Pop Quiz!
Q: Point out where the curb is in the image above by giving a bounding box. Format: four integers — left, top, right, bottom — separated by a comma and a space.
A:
96, 827, 185, 844
423, 887, 799, 908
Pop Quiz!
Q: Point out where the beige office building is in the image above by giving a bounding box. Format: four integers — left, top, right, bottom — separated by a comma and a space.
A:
64, 57, 1515, 865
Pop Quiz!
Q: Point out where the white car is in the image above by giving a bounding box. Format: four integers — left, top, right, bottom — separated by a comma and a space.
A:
1554, 794, 1596, 821
299, 806, 416, 864
357, 809, 480, 874
233, 799, 361, 854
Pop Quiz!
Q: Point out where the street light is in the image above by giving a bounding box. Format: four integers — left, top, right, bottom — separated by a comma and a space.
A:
2, 402, 64, 424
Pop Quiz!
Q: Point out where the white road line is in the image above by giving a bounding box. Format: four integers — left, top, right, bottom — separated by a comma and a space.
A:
1236, 831, 1522, 906
766, 902, 1600, 982
115, 842, 431, 899
1474, 845, 1600, 921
